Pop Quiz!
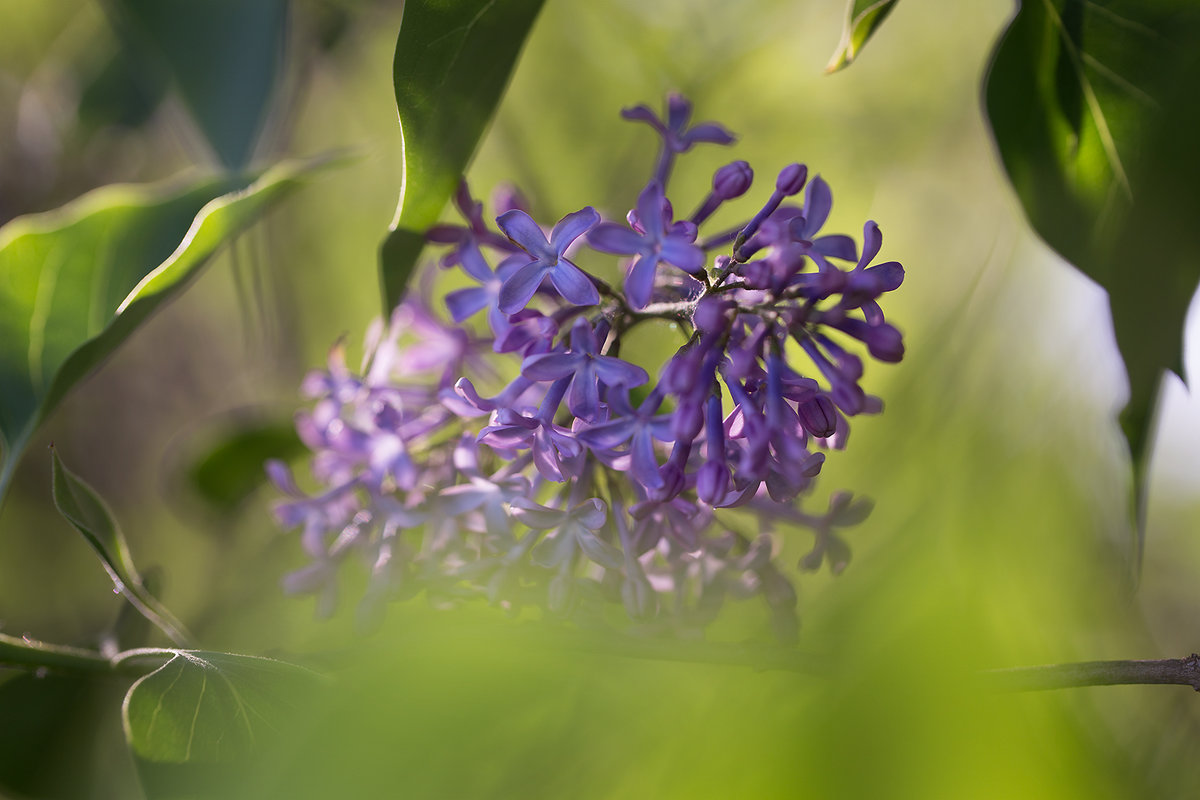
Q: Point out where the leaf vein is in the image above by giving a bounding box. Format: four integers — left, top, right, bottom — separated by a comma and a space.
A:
428, 0, 498, 100
145, 656, 185, 742
1081, 53, 1159, 110
1040, 0, 1132, 198
27, 243, 65, 396
1080, 0, 1162, 40
186, 672, 207, 762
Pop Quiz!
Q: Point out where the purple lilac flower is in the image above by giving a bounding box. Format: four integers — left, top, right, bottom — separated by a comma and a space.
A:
512, 497, 621, 571
274, 93, 907, 638
477, 404, 583, 483
588, 180, 706, 309
496, 206, 601, 312
622, 92, 735, 185
444, 247, 525, 338
577, 388, 674, 490
520, 318, 649, 420
425, 180, 518, 265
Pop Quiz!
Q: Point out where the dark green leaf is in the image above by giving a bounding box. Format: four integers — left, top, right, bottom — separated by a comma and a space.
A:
825, 0, 900, 73
51, 447, 143, 596
0, 154, 343, 507
104, 0, 290, 168
985, 1, 1200, 567
0, 673, 100, 798
184, 417, 305, 515
379, 0, 546, 312
77, 44, 169, 132
51, 448, 192, 646
122, 650, 322, 764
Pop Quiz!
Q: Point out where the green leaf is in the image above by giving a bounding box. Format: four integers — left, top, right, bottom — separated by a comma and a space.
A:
985, 0, 1200, 567
825, 0, 900, 73
51, 448, 192, 647
122, 650, 322, 764
0, 672, 98, 798
183, 416, 305, 515
104, 0, 290, 168
0, 154, 342, 507
379, 0, 546, 312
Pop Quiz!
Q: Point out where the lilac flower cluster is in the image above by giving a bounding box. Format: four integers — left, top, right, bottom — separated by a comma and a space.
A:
270, 95, 903, 639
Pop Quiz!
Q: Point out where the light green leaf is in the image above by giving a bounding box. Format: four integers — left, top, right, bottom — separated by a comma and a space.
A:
825, 0, 900, 73
379, 0, 546, 312
985, 0, 1200, 569
51, 447, 192, 646
0, 154, 342, 508
104, 0, 290, 168
122, 650, 322, 764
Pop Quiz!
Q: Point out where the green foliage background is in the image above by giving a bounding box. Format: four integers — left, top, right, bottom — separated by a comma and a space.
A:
0, 0, 1198, 797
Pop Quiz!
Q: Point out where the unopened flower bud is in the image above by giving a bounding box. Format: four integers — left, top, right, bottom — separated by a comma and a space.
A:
863, 323, 904, 363
775, 163, 808, 196
712, 160, 753, 200
696, 460, 730, 505
797, 394, 839, 438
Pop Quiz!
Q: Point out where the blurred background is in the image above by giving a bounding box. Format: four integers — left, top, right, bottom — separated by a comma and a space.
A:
1, 0, 1200, 797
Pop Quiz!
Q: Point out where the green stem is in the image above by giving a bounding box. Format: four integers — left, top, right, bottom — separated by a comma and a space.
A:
0, 451, 17, 516
0, 429, 29, 515
0, 631, 121, 675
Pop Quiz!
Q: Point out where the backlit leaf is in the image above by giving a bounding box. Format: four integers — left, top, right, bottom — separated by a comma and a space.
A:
51, 448, 192, 646
985, 0, 1200, 568
122, 650, 321, 764
379, 0, 546, 312
825, 0, 900, 73
0, 154, 343, 507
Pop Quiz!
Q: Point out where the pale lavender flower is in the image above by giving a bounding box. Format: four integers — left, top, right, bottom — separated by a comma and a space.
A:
511, 497, 622, 571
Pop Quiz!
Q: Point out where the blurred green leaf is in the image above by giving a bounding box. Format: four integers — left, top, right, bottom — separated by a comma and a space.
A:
77, 45, 169, 132
184, 417, 305, 515
104, 0, 290, 168
52, 448, 193, 646
379, 0, 546, 312
0, 672, 98, 798
122, 650, 321, 764
985, 0, 1200, 565
0, 154, 343, 508
825, 0, 899, 73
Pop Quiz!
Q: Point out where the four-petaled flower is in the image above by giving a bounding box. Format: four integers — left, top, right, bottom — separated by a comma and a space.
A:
496, 206, 601, 313
577, 389, 674, 490
520, 318, 649, 420
587, 181, 706, 308
621, 92, 735, 156
510, 497, 622, 571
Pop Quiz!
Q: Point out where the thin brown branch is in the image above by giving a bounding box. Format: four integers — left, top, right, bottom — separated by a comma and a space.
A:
983, 654, 1200, 692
